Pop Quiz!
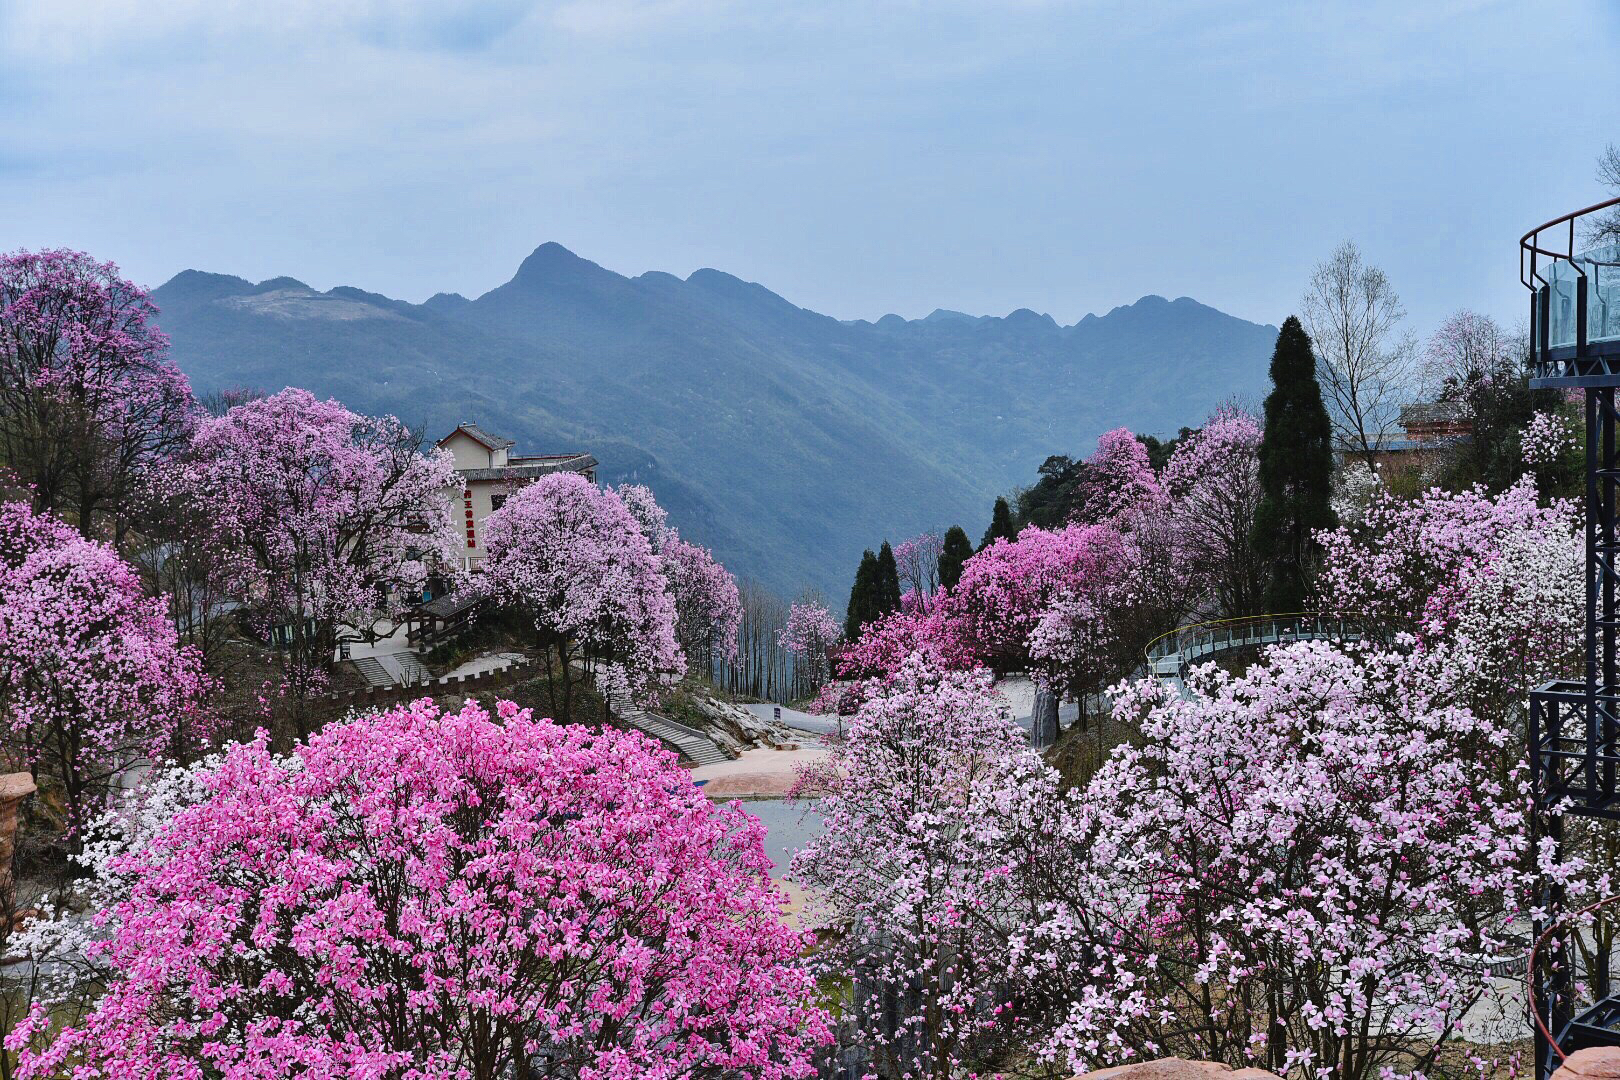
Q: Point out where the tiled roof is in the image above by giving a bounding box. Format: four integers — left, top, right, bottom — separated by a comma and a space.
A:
440, 423, 515, 451
458, 454, 598, 482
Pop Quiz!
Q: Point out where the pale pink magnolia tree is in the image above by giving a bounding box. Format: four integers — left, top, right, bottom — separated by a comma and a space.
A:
178, 387, 461, 732
663, 536, 743, 675
791, 655, 1041, 1080
1012, 642, 1537, 1080
0, 249, 197, 540
1073, 427, 1166, 527
482, 473, 681, 721
780, 599, 841, 696
614, 481, 675, 554
0, 500, 211, 842
9, 697, 830, 1080
1162, 407, 1267, 618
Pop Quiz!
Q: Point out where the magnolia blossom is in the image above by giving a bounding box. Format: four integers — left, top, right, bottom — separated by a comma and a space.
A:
1013, 643, 1535, 1080
1522, 408, 1578, 469
176, 388, 461, 728
0, 501, 211, 839
945, 521, 1135, 672
614, 482, 674, 553
780, 599, 841, 692
483, 472, 682, 717
10, 698, 830, 1079
663, 536, 743, 670
792, 656, 1041, 1080
0, 249, 196, 535
1162, 408, 1266, 616
1074, 427, 1166, 526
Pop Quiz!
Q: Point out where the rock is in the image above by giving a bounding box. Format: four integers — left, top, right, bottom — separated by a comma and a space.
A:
1554, 1048, 1620, 1080
683, 694, 794, 750
1071, 1059, 1277, 1080
0, 772, 37, 899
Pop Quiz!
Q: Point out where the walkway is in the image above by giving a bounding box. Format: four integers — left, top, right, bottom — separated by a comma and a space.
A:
1147, 613, 1369, 696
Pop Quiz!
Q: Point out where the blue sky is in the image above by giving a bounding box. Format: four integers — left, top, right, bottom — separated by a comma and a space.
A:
1, 0, 1615, 338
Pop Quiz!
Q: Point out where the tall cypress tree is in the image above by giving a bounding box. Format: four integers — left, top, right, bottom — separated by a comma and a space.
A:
938, 525, 973, 590
844, 549, 879, 638
1252, 316, 1337, 612
875, 541, 903, 613
979, 496, 1017, 550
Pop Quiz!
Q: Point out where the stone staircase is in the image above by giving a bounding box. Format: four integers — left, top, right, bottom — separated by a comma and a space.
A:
600, 685, 731, 766
349, 651, 434, 689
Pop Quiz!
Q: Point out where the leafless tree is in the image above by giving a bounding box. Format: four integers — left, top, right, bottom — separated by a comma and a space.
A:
1588, 143, 1620, 247
1300, 241, 1418, 476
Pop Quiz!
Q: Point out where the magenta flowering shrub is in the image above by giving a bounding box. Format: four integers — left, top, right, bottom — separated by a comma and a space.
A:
0, 501, 211, 839
10, 697, 830, 1079
815, 595, 982, 712
944, 522, 1135, 673
483, 472, 682, 718
0, 249, 196, 535
1015, 642, 1535, 1079
792, 656, 1042, 1080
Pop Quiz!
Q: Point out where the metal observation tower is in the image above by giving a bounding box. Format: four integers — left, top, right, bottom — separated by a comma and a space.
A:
1525, 196, 1620, 1077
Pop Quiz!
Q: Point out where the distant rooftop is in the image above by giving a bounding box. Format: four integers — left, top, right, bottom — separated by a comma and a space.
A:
439, 423, 515, 451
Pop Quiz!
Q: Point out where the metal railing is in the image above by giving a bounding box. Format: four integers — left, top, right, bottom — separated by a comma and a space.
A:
1144, 612, 1372, 674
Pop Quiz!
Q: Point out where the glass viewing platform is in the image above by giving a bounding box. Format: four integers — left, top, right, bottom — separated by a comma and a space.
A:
1525, 197, 1620, 387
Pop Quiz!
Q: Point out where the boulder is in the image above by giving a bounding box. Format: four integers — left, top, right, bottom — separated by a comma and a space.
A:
1554, 1048, 1620, 1080
1070, 1059, 1279, 1080
0, 772, 36, 899
682, 694, 794, 750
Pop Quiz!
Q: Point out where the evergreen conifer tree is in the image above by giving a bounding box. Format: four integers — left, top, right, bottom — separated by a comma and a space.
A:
844, 549, 879, 638
938, 525, 973, 590
875, 541, 903, 613
979, 497, 1017, 550
1252, 316, 1337, 611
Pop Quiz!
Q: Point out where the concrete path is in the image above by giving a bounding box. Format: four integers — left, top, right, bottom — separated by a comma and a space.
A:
742, 703, 843, 736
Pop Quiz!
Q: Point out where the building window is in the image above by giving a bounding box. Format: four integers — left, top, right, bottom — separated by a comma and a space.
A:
491, 493, 507, 511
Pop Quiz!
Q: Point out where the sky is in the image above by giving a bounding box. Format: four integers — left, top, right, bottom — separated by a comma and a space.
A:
1, 0, 1616, 339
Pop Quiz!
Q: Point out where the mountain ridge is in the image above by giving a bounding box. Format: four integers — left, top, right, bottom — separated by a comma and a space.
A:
152, 243, 1280, 600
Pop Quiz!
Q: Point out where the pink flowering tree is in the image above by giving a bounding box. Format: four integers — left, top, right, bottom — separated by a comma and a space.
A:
9, 697, 830, 1079
663, 536, 743, 675
482, 473, 681, 721
815, 593, 983, 713
1162, 407, 1267, 617
1012, 643, 1535, 1080
791, 656, 1041, 1080
780, 599, 842, 696
614, 481, 674, 553
1073, 427, 1166, 526
0, 501, 211, 843
0, 249, 196, 540
178, 388, 461, 731
944, 522, 1135, 678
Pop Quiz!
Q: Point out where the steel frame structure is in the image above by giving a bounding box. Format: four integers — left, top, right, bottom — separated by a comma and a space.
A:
1526, 197, 1620, 1079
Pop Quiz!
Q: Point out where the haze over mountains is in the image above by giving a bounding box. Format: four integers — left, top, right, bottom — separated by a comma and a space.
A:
152, 243, 1279, 600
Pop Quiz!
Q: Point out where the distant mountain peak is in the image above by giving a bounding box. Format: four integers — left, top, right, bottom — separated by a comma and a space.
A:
509, 242, 615, 288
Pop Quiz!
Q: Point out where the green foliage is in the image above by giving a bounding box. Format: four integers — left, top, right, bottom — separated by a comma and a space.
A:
1252, 316, 1336, 611
874, 541, 903, 612
844, 549, 880, 638
1436, 366, 1579, 500
1015, 457, 1086, 530
1136, 427, 1196, 473
980, 496, 1018, 550
938, 525, 973, 590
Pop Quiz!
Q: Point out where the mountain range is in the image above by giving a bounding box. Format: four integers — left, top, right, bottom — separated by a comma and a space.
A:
151, 243, 1280, 602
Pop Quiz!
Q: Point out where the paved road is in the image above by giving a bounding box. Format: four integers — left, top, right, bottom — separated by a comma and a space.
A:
742, 703, 843, 736
745, 699, 1085, 741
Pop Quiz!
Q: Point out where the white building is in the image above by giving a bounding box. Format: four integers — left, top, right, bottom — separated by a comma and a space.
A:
436, 423, 597, 571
